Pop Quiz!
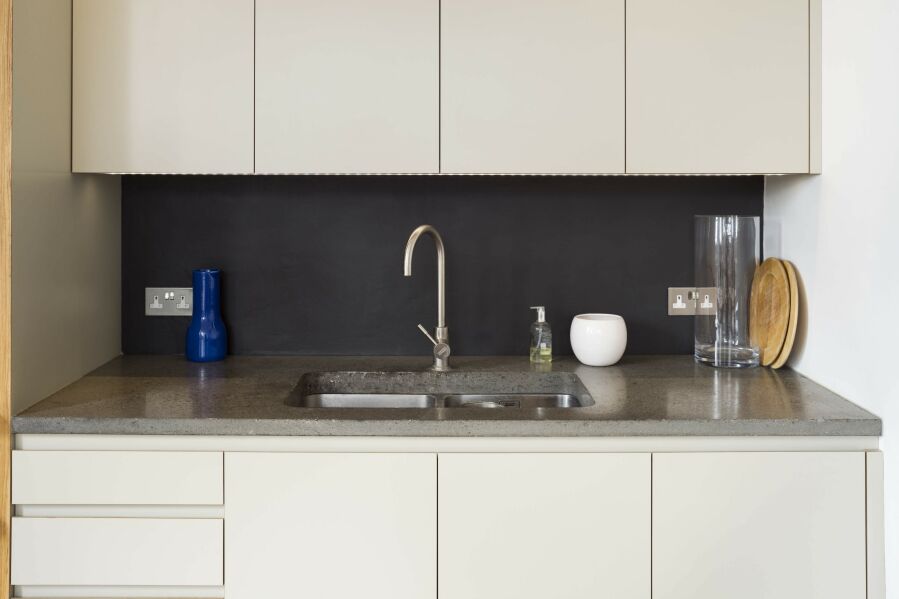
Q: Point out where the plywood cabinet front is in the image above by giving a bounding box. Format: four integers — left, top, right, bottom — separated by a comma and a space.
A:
653, 452, 866, 599
438, 453, 650, 599
441, 0, 625, 174
255, 0, 439, 174
72, 0, 254, 174
626, 0, 810, 173
225, 452, 437, 599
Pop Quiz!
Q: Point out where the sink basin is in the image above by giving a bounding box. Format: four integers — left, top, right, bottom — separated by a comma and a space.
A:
302, 394, 438, 408
300, 393, 584, 409
443, 394, 584, 408
288, 371, 594, 409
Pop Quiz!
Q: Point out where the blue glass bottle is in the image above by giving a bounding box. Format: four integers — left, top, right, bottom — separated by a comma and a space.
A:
186, 269, 228, 362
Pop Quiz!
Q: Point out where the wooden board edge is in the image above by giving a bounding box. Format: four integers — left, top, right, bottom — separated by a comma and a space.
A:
866, 451, 885, 599
0, 0, 10, 594
771, 260, 800, 369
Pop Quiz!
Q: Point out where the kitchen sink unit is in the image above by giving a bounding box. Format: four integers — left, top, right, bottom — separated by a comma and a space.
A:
9, 356, 883, 599
3, 0, 896, 597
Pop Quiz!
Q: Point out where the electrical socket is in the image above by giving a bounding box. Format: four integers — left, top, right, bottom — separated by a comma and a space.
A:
694, 288, 718, 316
145, 287, 193, 316
668, 288, 694, 315
668, 287, 718, 316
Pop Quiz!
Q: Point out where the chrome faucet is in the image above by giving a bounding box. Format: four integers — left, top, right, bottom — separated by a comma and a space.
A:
404, 225, 450, 371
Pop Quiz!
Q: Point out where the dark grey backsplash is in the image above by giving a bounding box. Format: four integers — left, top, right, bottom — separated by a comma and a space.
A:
122, 175, 762, 356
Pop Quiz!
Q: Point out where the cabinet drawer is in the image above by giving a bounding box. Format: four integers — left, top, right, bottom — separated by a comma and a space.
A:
11, 517, 223, 586
12, 451, 223, 505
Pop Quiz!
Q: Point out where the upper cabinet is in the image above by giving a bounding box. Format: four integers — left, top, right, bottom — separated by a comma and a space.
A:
626, 0, 811, 174
72, 0, 818, 175
440, 0, 624, 174
72, 0, 254, 174
255, 0, 438, 174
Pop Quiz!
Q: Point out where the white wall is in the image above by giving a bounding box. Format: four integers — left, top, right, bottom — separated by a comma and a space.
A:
765, 0, 899, 595
11, 0, 121, 413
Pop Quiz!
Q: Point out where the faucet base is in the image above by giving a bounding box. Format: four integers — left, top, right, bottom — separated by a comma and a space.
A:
431, 340, 451, 371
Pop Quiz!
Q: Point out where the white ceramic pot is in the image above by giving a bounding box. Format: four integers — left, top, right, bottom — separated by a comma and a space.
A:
570, 314, 627, 366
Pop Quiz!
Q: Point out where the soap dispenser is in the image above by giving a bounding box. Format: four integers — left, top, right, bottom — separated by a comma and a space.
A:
529, 306, 553, 364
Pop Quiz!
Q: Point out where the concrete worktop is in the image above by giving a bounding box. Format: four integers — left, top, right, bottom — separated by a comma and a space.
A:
12, 355, 881, 437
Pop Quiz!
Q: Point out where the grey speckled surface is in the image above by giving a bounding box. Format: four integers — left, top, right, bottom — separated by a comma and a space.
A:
12, 355, 881, 437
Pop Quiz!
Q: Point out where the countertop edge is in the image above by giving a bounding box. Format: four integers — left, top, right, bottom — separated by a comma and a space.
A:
11, 416, 883, 437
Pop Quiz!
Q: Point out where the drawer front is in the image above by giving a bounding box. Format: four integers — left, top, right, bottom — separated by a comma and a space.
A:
11, 517, 223, 586
12, 450, 223, 505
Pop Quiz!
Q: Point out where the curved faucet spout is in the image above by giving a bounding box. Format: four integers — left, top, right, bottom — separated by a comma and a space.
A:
403, 225, 448, 354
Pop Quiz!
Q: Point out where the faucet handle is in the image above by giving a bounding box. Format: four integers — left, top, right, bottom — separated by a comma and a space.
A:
416, 324, 438, 346
417, 324, 451, 370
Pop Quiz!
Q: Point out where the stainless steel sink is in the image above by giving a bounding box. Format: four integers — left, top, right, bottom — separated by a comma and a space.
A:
302, 394, 438, 408
443, 394, 584, 408
288, 371, 594, 409
300, 393, 584, 409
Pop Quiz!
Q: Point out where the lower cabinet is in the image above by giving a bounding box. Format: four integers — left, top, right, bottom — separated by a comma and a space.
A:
653, 452, 867, 599
224, 452, 650, 599
438, 453, 651, 599
224, 452, 437, 599
10, 450, 225, 588
11, 517, 223, 586
9, 445, 875, 598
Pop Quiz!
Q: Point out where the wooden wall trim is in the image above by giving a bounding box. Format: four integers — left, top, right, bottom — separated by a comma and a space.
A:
0, 0, 11, 594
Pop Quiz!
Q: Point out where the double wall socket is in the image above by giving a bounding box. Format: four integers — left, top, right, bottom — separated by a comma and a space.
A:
668, 287, 718, 316
145, 287, 193, 316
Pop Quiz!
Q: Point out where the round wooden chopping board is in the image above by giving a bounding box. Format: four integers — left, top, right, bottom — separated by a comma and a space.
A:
750, 258, 791, 366
771, 260, 800, 369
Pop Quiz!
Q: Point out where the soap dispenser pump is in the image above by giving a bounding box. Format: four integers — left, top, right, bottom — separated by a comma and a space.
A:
529, 306, 553, 364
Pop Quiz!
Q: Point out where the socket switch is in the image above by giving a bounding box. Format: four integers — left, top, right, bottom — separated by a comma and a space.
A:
145, 287, 193, 316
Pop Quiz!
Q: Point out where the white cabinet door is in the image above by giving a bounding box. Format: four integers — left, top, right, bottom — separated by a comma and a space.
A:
12, 450, 223, 505
626, 0, 809, 173
255, 0, 438, 174
438, 453, 650, 599
11, 518, 223, 586
225, 453, 436, 599
441, 0, 625, 174
73, 0, 254, 174
653, 452, 866, 599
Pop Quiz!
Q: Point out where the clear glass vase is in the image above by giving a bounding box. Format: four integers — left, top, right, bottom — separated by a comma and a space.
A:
694, 215, 760, 368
